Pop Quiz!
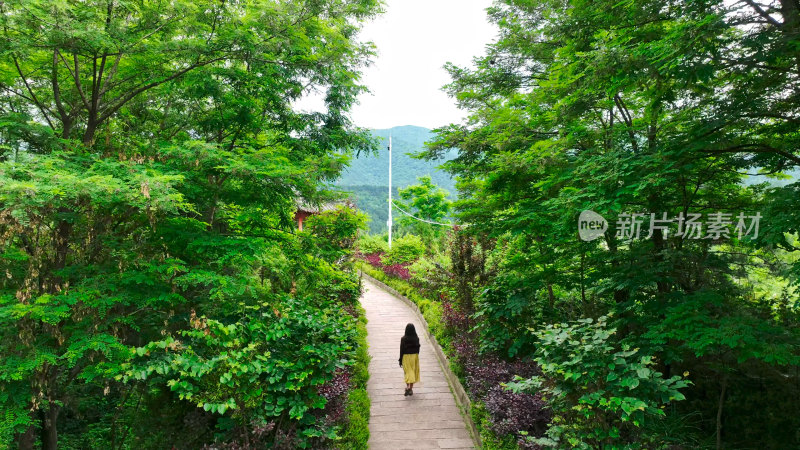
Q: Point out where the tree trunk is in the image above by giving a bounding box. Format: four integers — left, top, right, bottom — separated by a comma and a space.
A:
60, 119, 73, 140
580, 250, 586, 304
716, 373, 728, 450
82, 119, 98, 148
39, 402, 60, 450
16, 412, 36, 450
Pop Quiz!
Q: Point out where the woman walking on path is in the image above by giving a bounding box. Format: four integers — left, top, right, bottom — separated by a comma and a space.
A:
399, 323, 421, 396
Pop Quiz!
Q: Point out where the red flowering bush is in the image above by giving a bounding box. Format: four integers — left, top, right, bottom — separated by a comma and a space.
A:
364, 252, 384, 268
382, 263, 411, 280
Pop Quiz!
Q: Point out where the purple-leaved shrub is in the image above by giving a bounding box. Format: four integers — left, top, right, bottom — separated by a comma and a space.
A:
443, 300, 551, 444
364, 252, 384, 268
485, 385, 551, 446
317, 368, 351, 426
381, 263, 411, 280
364, 251, 411, 280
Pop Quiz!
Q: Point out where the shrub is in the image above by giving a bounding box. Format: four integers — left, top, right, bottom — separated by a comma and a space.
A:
419, 299, 444, 342
485, 385, 550, 441
338, 303, 371, 450
507, 315, 691, 448
305, 205, 368, 262
442, 300, 473, 332
128, 295, 356, 448
357, 234, 389, 255
409, 256, 437, 286
318, 369, 351, 426
442, 298, 552, 447
351, 311, 370, 390
409, 253, 454, 299
382, 263, 411, 280
380, 234, 425, 265
364, 252, 384, 268
316, 265, 362, 306
471, 401, 520, 450
472, 276, 542, 359
458, 342, 539, 400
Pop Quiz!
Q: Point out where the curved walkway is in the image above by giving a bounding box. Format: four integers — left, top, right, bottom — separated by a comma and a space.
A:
361, 278, 475, 450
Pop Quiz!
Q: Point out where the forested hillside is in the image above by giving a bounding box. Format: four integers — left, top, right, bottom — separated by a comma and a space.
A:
338, 185, 400, 234
337, 125, 457, 233
338, 125, 456, 191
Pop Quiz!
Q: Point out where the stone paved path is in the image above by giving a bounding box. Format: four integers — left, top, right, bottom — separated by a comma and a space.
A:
361, 278, 475, 450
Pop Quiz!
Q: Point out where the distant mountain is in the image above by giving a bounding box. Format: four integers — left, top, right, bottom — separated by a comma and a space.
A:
336, 125, 457, 233
338, 185, 401, 234
337, 125, 457, 193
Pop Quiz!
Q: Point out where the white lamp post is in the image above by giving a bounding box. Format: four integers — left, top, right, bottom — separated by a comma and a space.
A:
387, 133, 393, 249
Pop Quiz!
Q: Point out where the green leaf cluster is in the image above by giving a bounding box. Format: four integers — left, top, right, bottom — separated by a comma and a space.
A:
508, 316, 689, 448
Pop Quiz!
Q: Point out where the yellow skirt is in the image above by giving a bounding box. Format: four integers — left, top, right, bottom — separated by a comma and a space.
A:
402, 353, 420, 384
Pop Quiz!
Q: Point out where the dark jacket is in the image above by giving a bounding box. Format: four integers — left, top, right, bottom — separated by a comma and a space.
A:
399, 324, 420, 365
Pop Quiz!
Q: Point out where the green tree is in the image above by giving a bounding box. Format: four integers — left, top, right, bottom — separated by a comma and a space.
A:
424, 0, 800, 446
304, 204, 368, 263
0, 0, 381, 448
395, 175, 452, 248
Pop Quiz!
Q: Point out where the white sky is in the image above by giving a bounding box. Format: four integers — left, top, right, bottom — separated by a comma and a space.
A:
352, 0, 497, 129
296, 0, 497, 130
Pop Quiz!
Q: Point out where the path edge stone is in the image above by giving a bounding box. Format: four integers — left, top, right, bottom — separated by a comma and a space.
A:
360, 270, 483, 449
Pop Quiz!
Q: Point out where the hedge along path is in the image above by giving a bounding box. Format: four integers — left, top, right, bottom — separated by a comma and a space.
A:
360, 277, 475, 449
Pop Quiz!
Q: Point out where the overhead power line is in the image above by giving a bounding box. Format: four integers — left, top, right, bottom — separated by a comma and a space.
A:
390, 201, 469, 227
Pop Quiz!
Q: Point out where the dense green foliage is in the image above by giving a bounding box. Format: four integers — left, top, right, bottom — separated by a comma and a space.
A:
0, 0, 381, 448
417, 0, 800, 447
340, 389, 370, 450
380, 234, 426, 265
508, 316, 690, 448
395, 175, 452, 250
355, 233, 390, 255
338, 304, 371, 450
5, 0, 800, 447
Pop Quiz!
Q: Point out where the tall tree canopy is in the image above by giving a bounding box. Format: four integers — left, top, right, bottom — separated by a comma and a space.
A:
0, 0, 380, 448
424, 0, 800, 447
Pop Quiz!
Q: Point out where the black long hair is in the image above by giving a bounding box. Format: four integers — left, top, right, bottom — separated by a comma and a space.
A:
404, 323, 419, 345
